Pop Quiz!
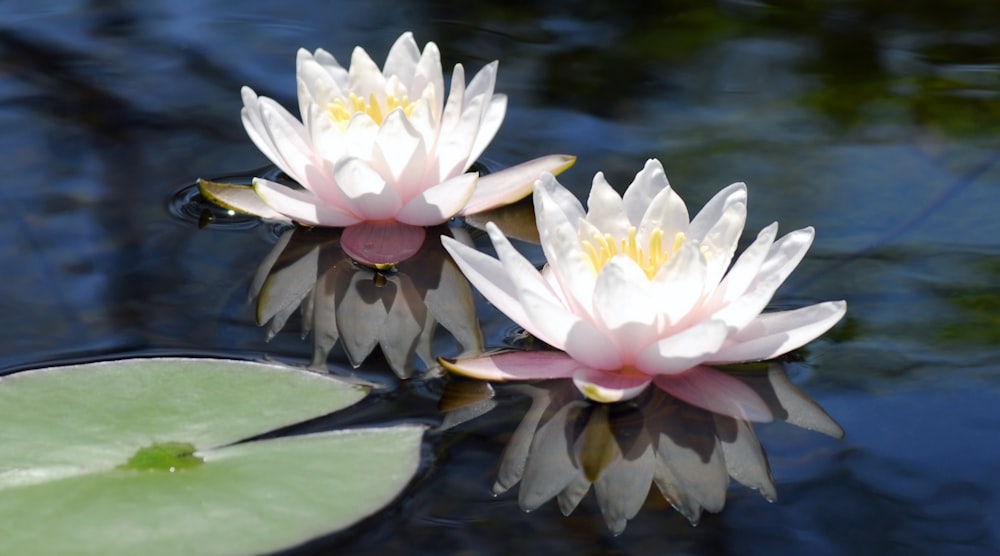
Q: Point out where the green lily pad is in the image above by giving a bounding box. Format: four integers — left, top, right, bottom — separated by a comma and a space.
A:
0, 358, 424, 555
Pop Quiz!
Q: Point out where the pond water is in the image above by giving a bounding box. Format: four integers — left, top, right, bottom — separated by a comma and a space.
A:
2, 2, 999, 555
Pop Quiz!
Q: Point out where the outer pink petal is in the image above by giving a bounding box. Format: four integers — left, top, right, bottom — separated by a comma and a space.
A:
252, 178, 361, 226
341, 221, 427, 266
396, 172, 478, 226
707, 300, 847, 364
459, 154, 577, 216
440, 350, 581, 381
572, 368, 652, 403
635, 320, 729, 375
653, 366, 772, 421
332, 157, 403, 220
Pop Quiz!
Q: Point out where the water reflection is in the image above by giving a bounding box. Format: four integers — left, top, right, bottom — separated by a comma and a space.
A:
250, 226, 483, 378
445, 362, 841, 534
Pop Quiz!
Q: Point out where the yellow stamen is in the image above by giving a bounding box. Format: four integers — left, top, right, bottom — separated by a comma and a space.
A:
581, 226, 685, 279
327, 92, 415, 131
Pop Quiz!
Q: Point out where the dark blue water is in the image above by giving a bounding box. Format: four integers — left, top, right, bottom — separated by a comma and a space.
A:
2, 2, 999, 554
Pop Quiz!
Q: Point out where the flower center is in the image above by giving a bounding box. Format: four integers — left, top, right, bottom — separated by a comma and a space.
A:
582, 226, 684, 279
327, 92, 415, 131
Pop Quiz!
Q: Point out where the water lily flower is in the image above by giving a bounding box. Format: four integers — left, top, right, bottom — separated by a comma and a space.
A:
441, 159, 846, 413
205, 31, 574, 266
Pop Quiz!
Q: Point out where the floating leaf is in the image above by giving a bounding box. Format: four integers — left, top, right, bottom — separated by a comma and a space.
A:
0, 358, 424, 555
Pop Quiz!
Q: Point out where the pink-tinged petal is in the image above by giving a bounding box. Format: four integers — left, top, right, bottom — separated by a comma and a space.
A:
485, 223, 620, 369
572, 368, 652, 403
382, 32, 421, 83
396, 172, 477, 226
461, 154, 577, 215
654, 366, 772, 422
241, 88, 284, 170
252, 178, 361, 226
332, 157, 402, 220
688, 182, 747, 243
347, 45, 386, 99
536, 171, 586, 224
622, 159, 671, 225
467, 93, 507, 166
371, 109, 428, 200
710, 222, 778, 306
405, 96, 438, 154
197, 179, 291, 222
707, 300, 847, 364
650, 241, 707, 327
585, 172, 629, 238
635, 320, 729, 375
440, 350, 581, 381
698, 202, 747, 290
591, 257, 659, 356
441, 234, 539, 337
341, 221, 426, 266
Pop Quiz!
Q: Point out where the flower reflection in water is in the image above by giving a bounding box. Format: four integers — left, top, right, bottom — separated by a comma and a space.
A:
251, 226, 483, 378
445, 363, 841, 534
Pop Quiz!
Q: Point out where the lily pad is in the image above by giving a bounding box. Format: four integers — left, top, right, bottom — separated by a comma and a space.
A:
0, 358, 424, 555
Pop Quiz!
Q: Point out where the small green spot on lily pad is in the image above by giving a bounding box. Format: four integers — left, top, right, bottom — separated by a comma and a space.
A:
119, 442, 203, 472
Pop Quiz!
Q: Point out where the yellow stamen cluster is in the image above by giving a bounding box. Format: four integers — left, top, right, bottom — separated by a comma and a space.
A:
327, 92, 414, 130
582, 226, 684, 279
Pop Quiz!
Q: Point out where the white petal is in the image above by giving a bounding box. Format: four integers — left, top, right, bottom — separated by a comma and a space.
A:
585, 172, 629, 238
412, 41, 444, 121
534, 179, 597, 317
441, 235, 538, 337
651, 241, 707, 327
434, 89, 484, 181
371, 109, 428, 200
688, 182, 747, 242
572, 368, 652, 403
342, 111, 380, 160
707, 301, 847, 363
396, 172, 478, 225
486, 223, 621, 370
710, 222, 778, 306
347, 45, 387, 99
437, 63, 465, 139
623, 159, 671, 225
252, 178, 361, 226
461, 154, 576, 215
467, 93, 507, 166
296, 48, 347, 116
332, 157, 402, 220
536, 172, 586, 224
698, 201, 747, 290
591, 256, 659, 357
636, 320, 729, 375
382, 32, 421, 84
636, 182, 689, 248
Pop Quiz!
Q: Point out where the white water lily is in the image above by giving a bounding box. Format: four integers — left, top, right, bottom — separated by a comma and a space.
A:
212, 32, 573, 265
441, 159, 846, 411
